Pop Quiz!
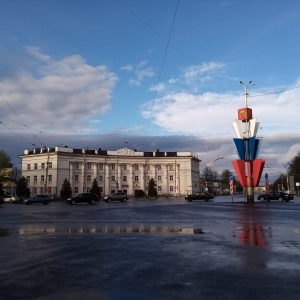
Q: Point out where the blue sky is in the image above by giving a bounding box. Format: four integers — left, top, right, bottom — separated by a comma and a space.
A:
1, 0, 300, 181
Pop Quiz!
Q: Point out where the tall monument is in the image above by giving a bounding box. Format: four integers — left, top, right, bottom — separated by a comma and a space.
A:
232, 81, 265, 202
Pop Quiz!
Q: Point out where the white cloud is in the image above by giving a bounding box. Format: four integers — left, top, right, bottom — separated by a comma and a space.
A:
120, 65, 133, 72
0, 48, 118, 134
142, 82, 300, 139
149, 83, 165, 92
183, 61, 226, 83
123, 60, 155, 86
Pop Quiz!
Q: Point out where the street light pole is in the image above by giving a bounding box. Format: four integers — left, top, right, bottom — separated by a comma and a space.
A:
284, 164, 290, 192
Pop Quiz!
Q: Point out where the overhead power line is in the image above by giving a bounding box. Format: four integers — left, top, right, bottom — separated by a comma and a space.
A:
249, 84, 300, 97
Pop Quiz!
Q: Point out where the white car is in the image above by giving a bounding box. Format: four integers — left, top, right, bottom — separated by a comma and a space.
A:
3, 195, 17, 203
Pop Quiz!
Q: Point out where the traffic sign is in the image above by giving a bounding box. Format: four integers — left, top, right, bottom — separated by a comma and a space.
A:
265, 173, 268, 179
229, 174, 233, 181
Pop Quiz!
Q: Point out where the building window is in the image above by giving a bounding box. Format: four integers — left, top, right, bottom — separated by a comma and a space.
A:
74, 163, 79, 170
87, 163, 92, 170
100, 187, 103, 193
34, 163, 37, 170
40, 188, 43, 194
33, 176, 37, 183
99, 164, 104, 170
48, 162, 52, 169
48, 175, 52, 182
123, 164, 127, 170
134, 176, 139, 182
26, 176, 30, 183
123, 176, 127, 182
74, 175, 79, 182
111, 164, 116, 170
41, 163, 45, 169
169, 165, 174, 171
170, 186, 174, 192
87, 175, 91, 181
99, 175, 103, 181
158, 186, 162, 192
134, 165, 139, 171
111, 175, 115, 182
158, 175, 162, 181
74, 187, 78, 193
33, 188, 37, 194
157, 165, 161, 170
41, 175, 44, 183
27, 164, 30, 170
169, 175, 174, 181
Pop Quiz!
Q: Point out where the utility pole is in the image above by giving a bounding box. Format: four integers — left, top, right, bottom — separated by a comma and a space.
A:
284, 164, 290, 191
44, 151, 50, 194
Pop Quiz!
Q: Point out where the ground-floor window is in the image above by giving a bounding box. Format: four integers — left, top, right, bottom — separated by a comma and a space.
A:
74, 187, 78, 193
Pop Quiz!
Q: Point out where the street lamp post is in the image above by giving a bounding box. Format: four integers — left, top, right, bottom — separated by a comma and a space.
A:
284, 164, 290, 192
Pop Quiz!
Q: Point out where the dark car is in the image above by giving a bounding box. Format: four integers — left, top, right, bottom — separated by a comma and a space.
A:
24, 194, 52, 205
0, 195, 4, 204
103, 191, 128, 202
66, 193, 99, 205
11, 195, 29, 204
185, 191, 214, 202
257, 191, 294, 202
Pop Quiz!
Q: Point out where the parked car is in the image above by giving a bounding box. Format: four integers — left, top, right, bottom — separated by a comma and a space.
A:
257, 191, 294, 202
185, 191, 214, 202
11, 195, 29, 204
103, 191, 128, 202
66, 193, 99, 205
24, 194, 52, 205
3, 195, 17, 203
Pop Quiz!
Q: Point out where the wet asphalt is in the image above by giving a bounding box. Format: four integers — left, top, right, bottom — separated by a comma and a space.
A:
0, 196, 300, 300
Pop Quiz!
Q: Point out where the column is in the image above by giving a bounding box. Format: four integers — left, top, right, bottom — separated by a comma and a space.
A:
105, 163, 110, 194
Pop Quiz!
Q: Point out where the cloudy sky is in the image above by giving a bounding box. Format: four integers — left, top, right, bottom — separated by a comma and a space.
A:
1, 0, 300, 182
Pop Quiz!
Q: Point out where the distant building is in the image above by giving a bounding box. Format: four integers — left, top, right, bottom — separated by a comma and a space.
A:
19, 147, 201, 197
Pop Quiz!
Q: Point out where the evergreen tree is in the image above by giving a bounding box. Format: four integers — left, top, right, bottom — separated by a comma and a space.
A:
90, 178, 101, 197
16, 176, 31, 197
0, 149, 13, 183
148, 178, 157, 197
0, 149, 12, 168
60, 178, 72, 200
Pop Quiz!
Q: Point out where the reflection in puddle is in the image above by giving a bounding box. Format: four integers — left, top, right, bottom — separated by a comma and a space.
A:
235, 225, 271, 246
19, 226, 205, 235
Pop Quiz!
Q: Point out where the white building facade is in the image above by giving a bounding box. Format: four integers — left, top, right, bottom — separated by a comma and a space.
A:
20, 147, 201, 197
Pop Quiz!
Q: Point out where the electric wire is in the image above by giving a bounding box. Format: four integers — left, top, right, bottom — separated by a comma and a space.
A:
0, 94, 44, 145
141, 0, 180, 149
249, 84, 300, 97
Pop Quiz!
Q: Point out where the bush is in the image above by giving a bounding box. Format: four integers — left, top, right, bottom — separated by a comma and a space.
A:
135, 189, 146, 197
